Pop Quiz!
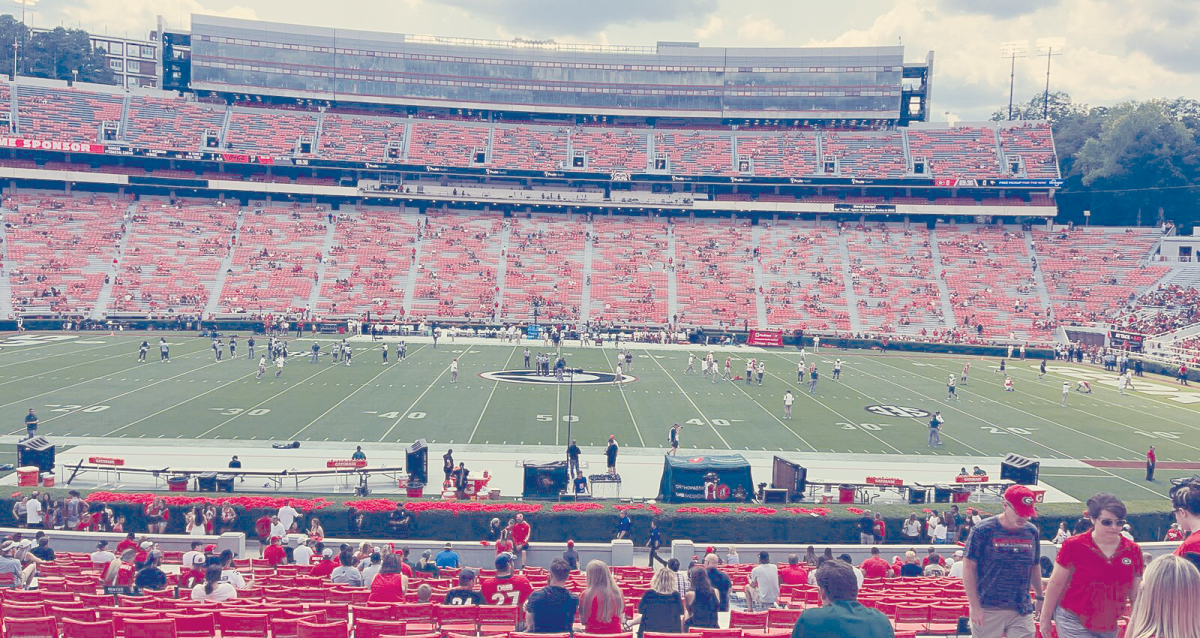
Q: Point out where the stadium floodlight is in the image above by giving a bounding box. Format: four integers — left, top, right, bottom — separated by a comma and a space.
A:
10, 0, 39, 78
999, 40, 1029, 121
1036, 38, 1066, 120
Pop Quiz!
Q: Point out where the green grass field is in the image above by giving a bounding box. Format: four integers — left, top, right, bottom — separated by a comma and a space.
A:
1, 331, 1197, 503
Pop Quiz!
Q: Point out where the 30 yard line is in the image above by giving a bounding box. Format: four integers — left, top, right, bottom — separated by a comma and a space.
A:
640, 348, 727, 449
100, 369, 260, 436
195, 361, 340, 438
467, 346, 517, 444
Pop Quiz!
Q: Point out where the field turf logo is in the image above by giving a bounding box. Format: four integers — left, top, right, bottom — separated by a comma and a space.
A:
479, 370, 634, 385
864, 405, 932, 418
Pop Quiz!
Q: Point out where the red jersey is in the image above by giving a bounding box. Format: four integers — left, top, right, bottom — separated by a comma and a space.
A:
481, 574, 533, 620
115, 563, 135, 587
255, 516, 272, 539
778, 565, 809, 585
310, 559, 336, 579
116, 539, 137, 555
512, 522, 531, 546
369, 572, 407, 603
861, 557, 891, 579
1174, 531, 1200, 558
495, 539, 514, 555
1056, 532, 1144, 632
402, 562, 413, 578
263, 545, 286, 567
1165, 528, 1184, 542
1148, 449, 1156, 464
583, 595, 623, 634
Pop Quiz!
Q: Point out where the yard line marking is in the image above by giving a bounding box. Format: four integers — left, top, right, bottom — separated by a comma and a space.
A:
100, 369, 260, 436
467, 346, 518, 444
286, 347, 424, 440
380, 346, 471, 442
639, 349, 726, 449
600, 348, 649, 446
554, 383, 561, 447
194, 362, 340, 438
720, 367, 817, 452
0, 340, 129, 370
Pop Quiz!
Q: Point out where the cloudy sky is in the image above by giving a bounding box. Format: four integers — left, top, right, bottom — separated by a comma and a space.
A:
26, 0, 1200, 120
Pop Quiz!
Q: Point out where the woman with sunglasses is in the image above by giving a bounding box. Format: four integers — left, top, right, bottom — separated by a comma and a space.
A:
1041, 493, 1143, 638
1170, 478, 1200, 558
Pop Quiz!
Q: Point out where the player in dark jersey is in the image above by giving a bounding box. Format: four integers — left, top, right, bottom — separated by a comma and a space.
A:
229, 336, 237, 358
247, 337, 255, 359
311, 342, 320, 363
159, 338, 169, 362
138, 341, 149, 362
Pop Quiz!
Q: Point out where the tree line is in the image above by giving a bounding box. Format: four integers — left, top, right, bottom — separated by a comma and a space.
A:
0, 14, 115, 86
993, 92, 1200, 231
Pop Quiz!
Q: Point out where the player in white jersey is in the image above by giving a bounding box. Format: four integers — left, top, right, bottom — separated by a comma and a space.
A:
756, 361, 766, 385
614, 361, 623, 385
344, 344, 352, 366
833, 359, 843, 380
450, 359, 459, 384
1004, 375, 1014, 392
746, 359, 755, 385
783, 390, 794, 420
685, 353, 696, 375
257, 355, 267, 380
798, 358, 805, 382
960, 363, 970, 385
723, 357, 733, 380
138, 341, 149, 362
1075, 380, 1092, 394
275, 356, 285, 377
1061, 382, 1070, 406
947, 374, 959, 400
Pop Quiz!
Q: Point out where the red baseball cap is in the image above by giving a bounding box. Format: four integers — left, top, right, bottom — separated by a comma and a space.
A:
1004, 485, 1038, 518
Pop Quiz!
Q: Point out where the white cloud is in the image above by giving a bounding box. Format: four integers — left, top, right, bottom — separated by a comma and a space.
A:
737, 14, 784, 43
695, 15, 724, 40
56, 0, 256, 36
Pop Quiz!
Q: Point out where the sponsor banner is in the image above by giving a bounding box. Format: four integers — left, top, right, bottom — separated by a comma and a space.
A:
833, 203, 897, 212
0, 137, 105, 154
954, 475, 989, 483
327, 459, 367, 468
1109, 330, 1145, 351
88, 457, 126, 466
747, 329, 783, 347
658, 454, 755, 503
866, 476, 904, 486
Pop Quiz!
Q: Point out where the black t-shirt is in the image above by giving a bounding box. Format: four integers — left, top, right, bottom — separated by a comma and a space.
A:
444, 588, 484, 605
638, 590, 683, 636
526, 585, 578, 633
567, 445, 581, 460
859, 516, 874, 534
900, 563, 924, 577
30, 546, 55, 561
706, 567, 732, 611
606, 443, 618, 463
134, 566, 167, 590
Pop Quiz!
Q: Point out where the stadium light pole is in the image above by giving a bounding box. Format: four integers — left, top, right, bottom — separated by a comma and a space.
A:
12, 0, 39, 77
1036, 38, 1066, 120
1000, 41, 1028, 121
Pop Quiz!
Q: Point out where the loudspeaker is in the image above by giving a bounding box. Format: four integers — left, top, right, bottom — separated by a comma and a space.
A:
197, 472, 218, 492
908, 487, 927, 504
406, 439, 428, 485
1001, 453, 1040, 485
523, 461, 569, 498
17, 436, 55, 473
771, 457, 807, 501
762, 488, 788, 504
934, 485, 954, 503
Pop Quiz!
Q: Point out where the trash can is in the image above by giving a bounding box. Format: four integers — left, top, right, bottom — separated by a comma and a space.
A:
838, 484, 856, 504
216, 474, 235, 493
16, 467, 39, 487
406, 482, 425, 498
196, 472, 218, 492
168, 476, 189, 492
952, 489, 970, 503
41, 473, 55, 488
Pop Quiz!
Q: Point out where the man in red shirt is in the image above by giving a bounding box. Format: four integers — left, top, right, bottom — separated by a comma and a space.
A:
310, 547, 337, 578
263, 536, 286, 567
481, 554, 534, 624
1146, 446, 1156, 481
861, 547, 891, 579
511, 514, 532, 569
778, 554, 809, 585
255, 515, 273, 547
1041, 493, 1144, 638
1171, 478, 1200, 558
116, 533, 138, 556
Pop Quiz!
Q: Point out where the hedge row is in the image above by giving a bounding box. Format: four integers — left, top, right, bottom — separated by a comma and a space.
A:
1, 493, 1176, 545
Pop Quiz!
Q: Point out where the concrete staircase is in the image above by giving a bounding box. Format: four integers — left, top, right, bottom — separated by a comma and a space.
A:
202, 207, 247, 316
493, 221, 512, 321
750, 224, 768, 328
1025, 230, 1055, 321
666, 223, 679, 324
88, 203, 137, 320
580, 219, 594, 324
402, 212, 425, 316
0, 203, 13, 318
306, 213, 340, 313
837, 233, 865, 333
926, 228, 957, 329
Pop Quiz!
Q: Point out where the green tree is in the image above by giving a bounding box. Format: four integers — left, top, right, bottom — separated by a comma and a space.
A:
989, 91, 1087, 124
0, 14, 29, 78
25, 26, 115, 85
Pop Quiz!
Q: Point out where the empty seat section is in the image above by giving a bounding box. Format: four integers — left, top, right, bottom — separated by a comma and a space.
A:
758, 221, 850, 331
318, 115, 406, 161
821, 131, 907, 178
225, 109, 318, 156
570, 128, 648, 171
938, 226, 1053, 341
110, 200, 238, 314
674, 219, 756, 327
6, 194, 127, 316
589, 217, 668, 324
218, 205, 329, 313
406, 121, 490, 167
410, 210, 503, 319
317, 208, 418, 316
490, 125, 569, 171
1032, 227, 1169, 323
998, 123, 1059, 178
124, 96, 225, 151
654, 131, 733, 175
845, 225, 944, 334
734, 133, 818, 177
501, 215, 585, 321
17, 85, 124, 142
906, 127, 1002, 179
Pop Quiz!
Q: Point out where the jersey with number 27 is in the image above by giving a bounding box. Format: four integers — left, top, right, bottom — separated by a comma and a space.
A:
481, 574, 533, 618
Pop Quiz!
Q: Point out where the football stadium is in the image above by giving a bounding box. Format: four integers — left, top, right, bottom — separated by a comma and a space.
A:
0, 10, 1197, 637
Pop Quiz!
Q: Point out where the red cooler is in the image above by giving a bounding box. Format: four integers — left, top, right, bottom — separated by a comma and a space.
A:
838, 484, 856, 504
41, 473, 55, 488
16, 467, 39, 487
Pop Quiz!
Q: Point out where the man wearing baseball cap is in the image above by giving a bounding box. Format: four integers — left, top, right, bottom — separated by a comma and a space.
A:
963, 485, 1044, 638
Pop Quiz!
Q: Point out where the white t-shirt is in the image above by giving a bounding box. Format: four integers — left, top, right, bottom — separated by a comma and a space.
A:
293, 545, 314, 565
91, 550, 115, 566
270, 522, 286, 539
277, 506, 299, 531
949, 560, 964, 578
191, 582, 238, 602
363, 564, 382, 586
220, 568, 247, 589
182, 551, 203, 569
749, 564, 780, 603
784, 394, 794, 406
26, 500, 42, 525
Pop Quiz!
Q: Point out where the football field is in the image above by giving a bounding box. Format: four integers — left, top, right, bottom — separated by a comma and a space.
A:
1, 331, 1197, 503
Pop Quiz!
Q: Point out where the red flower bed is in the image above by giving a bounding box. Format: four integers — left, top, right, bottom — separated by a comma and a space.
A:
85, 492, 334, 511
613, 503, 663, 515
847, 507, 865, 515
402, 501, 544, 515
551, 503, 605, 512
341, 499, 400, 513
735, 506, 778, 515
676, 506, 731, 514
782, 507, 832, 517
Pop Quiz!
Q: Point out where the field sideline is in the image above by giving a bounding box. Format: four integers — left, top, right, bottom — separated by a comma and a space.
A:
0, 331, 1196, 503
